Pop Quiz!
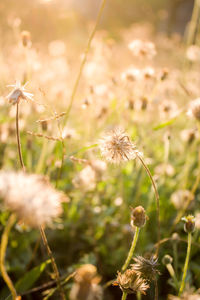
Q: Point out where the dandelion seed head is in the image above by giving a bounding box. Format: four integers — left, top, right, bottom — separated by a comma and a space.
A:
0, 171, 64, 228
99, 128, 138, 164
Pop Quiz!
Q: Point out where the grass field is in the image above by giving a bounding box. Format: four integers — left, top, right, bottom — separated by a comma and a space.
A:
0, 1, 200, 299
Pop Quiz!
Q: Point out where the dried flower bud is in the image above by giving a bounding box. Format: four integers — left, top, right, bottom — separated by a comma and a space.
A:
131, 206, 147, 228
162, 255, 173, 266
21, 30, 31, 48
182, 215, 195, 233
115, 269, 149, 295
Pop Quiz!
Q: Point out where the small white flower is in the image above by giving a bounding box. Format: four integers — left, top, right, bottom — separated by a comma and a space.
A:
6, 81, 33, 105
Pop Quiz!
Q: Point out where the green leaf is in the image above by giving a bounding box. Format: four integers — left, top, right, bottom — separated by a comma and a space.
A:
15, 259, 50, 293
153, 118, 176, 130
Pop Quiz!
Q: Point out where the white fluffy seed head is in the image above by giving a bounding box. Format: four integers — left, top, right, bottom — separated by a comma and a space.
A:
0, 171, 64, 228
99, 128, 139, 164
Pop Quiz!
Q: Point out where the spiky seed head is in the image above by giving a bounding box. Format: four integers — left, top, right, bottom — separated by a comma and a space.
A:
99, 128, 139, 164
131, 206, 147, 228
182, 215, 195, 233
131, 255, 160, 281
115, 269, 149, 295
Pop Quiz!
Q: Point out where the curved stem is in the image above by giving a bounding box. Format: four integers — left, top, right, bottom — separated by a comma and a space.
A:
0, 214, 18, 300
39, 226, 66, 300
166, 263, 179, 291
178, 232, 192, 296
121, 291, 128, 300
64, 0, 107, 123
122, 227, 140, 272
136, 154, 160, 256
16, 101, 25, 172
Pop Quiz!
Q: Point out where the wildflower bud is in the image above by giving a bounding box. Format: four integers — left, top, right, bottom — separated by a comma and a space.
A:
182, 215, 195, 233
171, 232, 180, 241
162, 255, 173, 266
21, 30, 31, 48
131, 206, 147, 228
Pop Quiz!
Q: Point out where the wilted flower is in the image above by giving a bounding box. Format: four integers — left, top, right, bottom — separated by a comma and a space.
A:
6, 81, 33, 105
131, 255, 160, 281
171, 190, 194, 210
128, 40, 156, 59
115, 269, 149, 295
69, 264, 103, 300
99, 128, 139, 164
0, 171, 64, 227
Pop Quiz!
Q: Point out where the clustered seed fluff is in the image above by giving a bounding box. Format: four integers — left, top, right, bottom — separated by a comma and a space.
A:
0, 171, 64, 227
99, 128, 140, 164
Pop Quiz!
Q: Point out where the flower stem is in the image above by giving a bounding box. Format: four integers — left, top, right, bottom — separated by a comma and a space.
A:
122, 227, 140, 272
39, 226, 66, 300
186, 0, 200, 45
16, 101, 25, 172
64, 0, 107, 123
178, 232, 192, 296
136, 154, 160, 256
0, 214, 18, 300
121, 291, 128, 300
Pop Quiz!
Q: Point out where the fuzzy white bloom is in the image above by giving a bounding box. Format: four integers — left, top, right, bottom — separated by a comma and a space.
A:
171, 190, 194, 210
0, 171, 64, 227
187, 98, 200, 121
128, 40, 156, 59
6, 81, 33, 105
99, 128, 140, 164
186, 45, 200, 62
72, 165, 96, 191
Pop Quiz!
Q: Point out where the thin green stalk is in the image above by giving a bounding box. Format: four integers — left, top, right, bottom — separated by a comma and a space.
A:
121, 291, 128, 300
0, 214, 18, 300
186, 0, 200, 45
137, 291, 141, 300
178, 232, 192, 296
136, 154, 160, 256
166, 263, 179, 291
122, 227, 140, 272
16, 101, 25, 172
64, 0, 107, 123
35, 138, 48, 174
40, 226, 66, 300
